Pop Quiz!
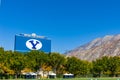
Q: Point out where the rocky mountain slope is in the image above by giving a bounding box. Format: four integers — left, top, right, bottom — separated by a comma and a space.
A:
65, 34, 120, 61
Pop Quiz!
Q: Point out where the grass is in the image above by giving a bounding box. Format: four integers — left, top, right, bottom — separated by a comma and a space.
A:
45, 78, 120, 80
8, 77, 120, 80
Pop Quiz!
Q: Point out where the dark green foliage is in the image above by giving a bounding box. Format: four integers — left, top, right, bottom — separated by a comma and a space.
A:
49, 52, 65, 74
25, 50, 49, 71
1, 47, 120, 78
65, 57, 92, 77
92, 56, 120, 77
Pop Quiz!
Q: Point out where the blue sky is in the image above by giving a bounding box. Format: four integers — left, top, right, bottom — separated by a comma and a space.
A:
0, 0, 120, 53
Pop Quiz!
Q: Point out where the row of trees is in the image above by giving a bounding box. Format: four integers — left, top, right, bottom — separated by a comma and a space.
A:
93, 56, 120, 77
0, 47, 120, 79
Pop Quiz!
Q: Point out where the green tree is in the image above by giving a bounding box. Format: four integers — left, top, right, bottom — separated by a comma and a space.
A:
26, 50, 49, 72
107, 56, 120, 77
0, 50, 14, 75
65, 57, 82, 76
92, 56, 120, 77
49, 52, 65, 74
0, 47, 4, 54
80, 60, 92, 77
9, 51, 25, 78
92, 58, 104, 77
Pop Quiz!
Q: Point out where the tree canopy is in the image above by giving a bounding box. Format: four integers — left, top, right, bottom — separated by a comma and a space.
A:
0, 47, 120, 78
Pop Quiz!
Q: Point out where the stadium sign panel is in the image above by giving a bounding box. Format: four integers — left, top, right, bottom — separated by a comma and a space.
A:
14, 33, 51, 52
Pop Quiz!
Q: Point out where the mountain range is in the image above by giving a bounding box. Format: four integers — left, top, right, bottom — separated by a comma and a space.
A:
65, 34, 120, 61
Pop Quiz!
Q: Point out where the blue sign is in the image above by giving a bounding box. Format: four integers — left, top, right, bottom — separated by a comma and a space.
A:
14, 35, 51, 52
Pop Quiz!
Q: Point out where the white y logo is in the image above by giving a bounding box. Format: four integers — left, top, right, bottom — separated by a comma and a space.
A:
26, 39, 42, 50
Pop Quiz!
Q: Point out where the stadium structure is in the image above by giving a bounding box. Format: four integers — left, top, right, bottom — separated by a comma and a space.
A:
14, 33, 51, 52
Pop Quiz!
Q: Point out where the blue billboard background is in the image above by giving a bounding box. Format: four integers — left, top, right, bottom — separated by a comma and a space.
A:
14, 35, 51, 52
